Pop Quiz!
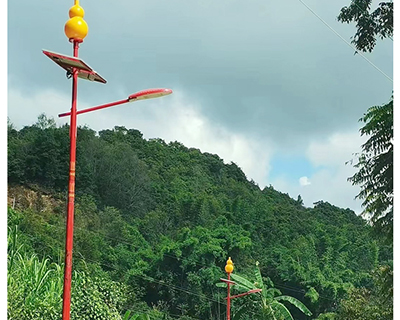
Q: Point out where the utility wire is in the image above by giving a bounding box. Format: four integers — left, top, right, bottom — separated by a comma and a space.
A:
297, 0, 393, 83
27, 215, 335, 303
73, 256, 229, 311
15, 220, 339, 303
14, 220, 332, 302
12, 228, 227, 307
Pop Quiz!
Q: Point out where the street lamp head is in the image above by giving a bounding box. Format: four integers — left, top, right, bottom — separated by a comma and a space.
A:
128, 88, 173, 102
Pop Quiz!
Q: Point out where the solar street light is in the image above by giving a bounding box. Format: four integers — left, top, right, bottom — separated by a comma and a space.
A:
43, 2, 172, 319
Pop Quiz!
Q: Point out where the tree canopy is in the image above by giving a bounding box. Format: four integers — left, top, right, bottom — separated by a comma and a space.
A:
337, 0, 393, 52
7, 116, 392, 319
347, 97, 393, 243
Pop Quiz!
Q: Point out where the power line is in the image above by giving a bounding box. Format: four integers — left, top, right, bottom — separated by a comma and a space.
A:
14, 215, 348, 301
81, 255, 226, 306
18, 219, 335, 303
11, 228, 227, 307
297, 0, 393, 83
273, 282, 336, 302
15, 221, 340, 303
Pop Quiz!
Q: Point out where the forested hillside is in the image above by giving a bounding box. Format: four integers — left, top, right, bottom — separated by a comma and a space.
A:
7, 116, 392, 320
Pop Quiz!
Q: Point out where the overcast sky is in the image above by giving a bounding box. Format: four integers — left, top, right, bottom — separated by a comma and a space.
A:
7, 0, 394, 214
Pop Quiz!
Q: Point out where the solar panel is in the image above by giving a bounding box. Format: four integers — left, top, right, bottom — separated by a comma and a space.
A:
43, 49, 107, 84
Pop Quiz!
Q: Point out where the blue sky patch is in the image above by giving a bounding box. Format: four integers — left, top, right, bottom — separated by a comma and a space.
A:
269, 155, 316, 183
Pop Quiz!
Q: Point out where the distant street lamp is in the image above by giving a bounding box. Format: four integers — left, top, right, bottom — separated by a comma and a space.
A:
220, 257, 262, 320
43, 2, 172, 320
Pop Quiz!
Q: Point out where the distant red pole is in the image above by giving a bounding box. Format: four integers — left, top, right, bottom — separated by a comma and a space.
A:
62, 39, 81, 320
227, 272, 231, 320
224, 257, 234, 320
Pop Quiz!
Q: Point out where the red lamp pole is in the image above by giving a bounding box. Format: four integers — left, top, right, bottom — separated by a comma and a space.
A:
225, 257, 234, 320
59, 85, 171, 320
61, 2, 89, 319
227, 272, 231, 320
43, 3, 172, 319
61, 39, 80, 320
220, 258, 262, 320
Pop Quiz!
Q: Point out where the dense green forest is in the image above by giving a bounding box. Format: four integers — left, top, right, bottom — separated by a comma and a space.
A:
7, 114, 392, 320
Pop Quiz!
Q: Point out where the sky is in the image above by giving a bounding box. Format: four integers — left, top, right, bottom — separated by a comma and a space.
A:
6, 0, 394, 214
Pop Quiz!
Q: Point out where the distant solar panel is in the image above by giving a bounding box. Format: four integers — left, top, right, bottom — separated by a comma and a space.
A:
43, 49, 107, 84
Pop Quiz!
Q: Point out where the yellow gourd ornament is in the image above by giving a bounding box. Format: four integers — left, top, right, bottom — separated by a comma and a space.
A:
225, 257, 234, 274
64, 1, 88, 41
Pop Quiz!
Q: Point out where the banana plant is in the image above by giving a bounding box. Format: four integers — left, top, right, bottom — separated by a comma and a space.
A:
122, 310, 151, 320
218, 262, 312, 320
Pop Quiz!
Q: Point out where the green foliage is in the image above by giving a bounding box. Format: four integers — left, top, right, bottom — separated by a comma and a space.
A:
315, 313, 336, 320
304, 287, 319, 304
70, 270, 128, 320
336, 287, 392, 320
34, 113, 57, 129
338, 0, 393, 52
316, 264, 393, 319
347, 97, 393, 243
7, 225, 64, 319
7, 253, 63, 319
94, 142, 152, 218
7, 226, 130, 320
7, 115, 392, 320
123, 311, 151, 320
225, 263, 312, 320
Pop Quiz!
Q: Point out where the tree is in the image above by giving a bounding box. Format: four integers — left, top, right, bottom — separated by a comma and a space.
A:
345, 98, 393, 320
220, 262, 312, 320
347, 97, 393, 242
8, 118, 391, 320
337, 0, 393, 52
335, 265, 393, 320
95, 142, 153, 218
338, 1, 393, 239
34, 113, 57, 130
296, 195, 304, 206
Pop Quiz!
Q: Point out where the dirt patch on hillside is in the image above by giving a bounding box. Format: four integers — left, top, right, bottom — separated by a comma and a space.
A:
7, 185, 65, 214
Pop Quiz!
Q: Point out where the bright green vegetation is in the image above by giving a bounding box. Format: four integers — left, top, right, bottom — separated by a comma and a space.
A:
7, 225, 128, 320
335, 3, 393, 319
217, 262, 312, 320
7, 114, 392, 319
347, 97, 393, 243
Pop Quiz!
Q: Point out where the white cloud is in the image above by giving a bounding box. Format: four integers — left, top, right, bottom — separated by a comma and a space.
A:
7, 87, 91, 129
299, 176, 311, 186
101, 90, 275, 187
306, 131, 366, 167
7, 87, 366, 213
7, 87, 274, 188
272, 131, 365, 214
